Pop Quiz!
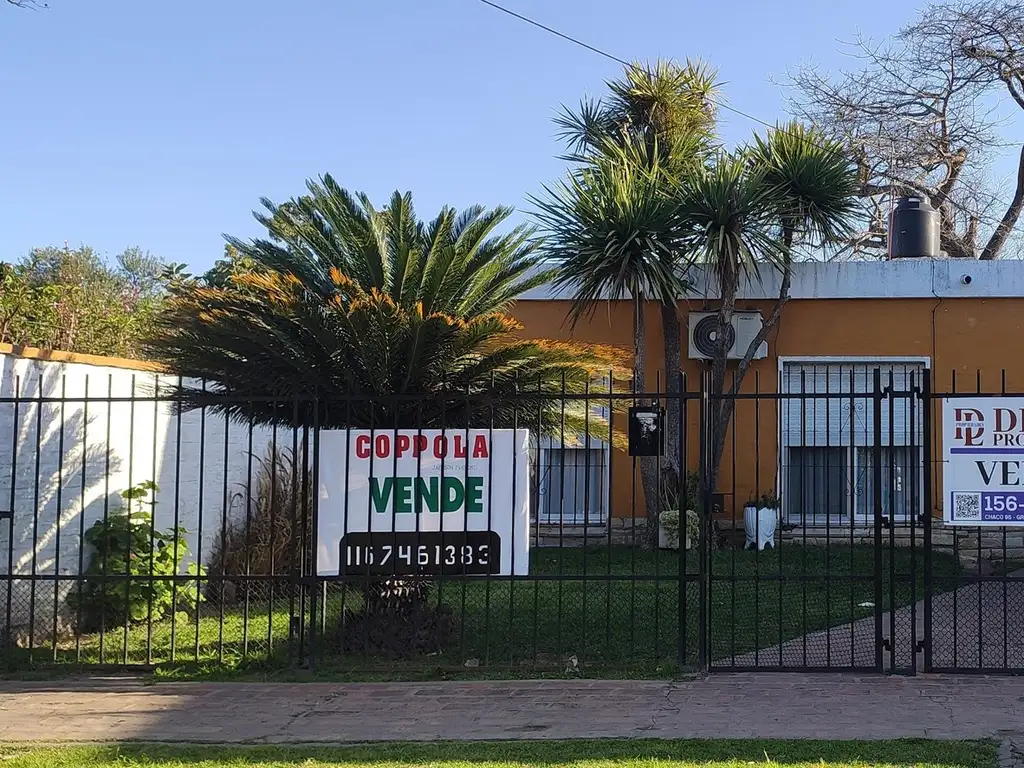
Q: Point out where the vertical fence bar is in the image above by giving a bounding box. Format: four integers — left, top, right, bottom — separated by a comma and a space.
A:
698, 370, 709, 672
581, 379, 590, 669
298, 422, 309, 664
218, 404, 230, 665
800, 369, 808, 668
886, 369, 898, 672
288, 396, 299, 664
872, 367, 884, 672
194, 383, 207, 663
147, 377, 159, 665
29, 376, 43, 656
3, 377, 19, 657
1001, 369, 1009, 671
728, 370, 737, 666
75, 375, 88, 662
922, 368, 933, 672
509, 373, 521, 668
605, 371, 614, 663
242, 402, 254, 658
308, 392, 320, 670
267, 406, 278, 660
122, 376, 136, 665
52, 377, 67, 663
677, 372, 687, 669
99, 375, 113, 662
752, 370, 760, 668
170, 377, 183, 664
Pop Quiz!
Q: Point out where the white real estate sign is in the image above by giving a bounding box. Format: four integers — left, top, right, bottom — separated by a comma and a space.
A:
943, 397, 1024, 526
316, 429, 530, 576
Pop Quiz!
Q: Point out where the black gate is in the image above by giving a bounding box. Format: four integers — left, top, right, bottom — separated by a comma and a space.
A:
702, 364, 927, 673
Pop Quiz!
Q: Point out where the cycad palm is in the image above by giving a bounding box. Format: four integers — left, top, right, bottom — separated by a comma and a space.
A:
147, 175, 625, 440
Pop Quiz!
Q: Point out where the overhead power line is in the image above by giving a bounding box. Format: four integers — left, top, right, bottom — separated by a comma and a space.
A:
473, 0, 1020, 248
475, 0, 788, 134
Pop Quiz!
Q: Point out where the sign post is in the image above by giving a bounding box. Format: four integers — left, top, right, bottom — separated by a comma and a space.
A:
316, 429, 530, 576
943, 398, 1024, 525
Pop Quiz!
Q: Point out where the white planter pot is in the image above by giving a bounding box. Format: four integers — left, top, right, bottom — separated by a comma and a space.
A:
658, 523, 680, 551
744, 505, 778, 551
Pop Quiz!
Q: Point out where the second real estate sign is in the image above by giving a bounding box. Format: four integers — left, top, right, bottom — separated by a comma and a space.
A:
316, 429, 531, 576
944, 397, 1024, 525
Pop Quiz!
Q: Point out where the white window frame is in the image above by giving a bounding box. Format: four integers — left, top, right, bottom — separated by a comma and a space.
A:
776, 356, 930, 527
537, 438, 611, 525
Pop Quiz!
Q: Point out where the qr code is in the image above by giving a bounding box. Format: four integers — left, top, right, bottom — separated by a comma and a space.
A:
953, 492, 981, 520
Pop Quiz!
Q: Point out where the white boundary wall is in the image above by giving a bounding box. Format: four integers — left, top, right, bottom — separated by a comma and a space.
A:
0, 353, 272, 631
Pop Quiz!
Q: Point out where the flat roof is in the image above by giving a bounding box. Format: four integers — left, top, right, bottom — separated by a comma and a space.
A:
518, 258, 1024, 301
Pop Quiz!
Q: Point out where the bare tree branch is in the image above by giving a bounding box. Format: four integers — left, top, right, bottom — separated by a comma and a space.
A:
784, 0, 1024, 259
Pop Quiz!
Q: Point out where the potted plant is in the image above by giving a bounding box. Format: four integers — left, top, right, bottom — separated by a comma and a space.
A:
658, 509, 699, 550
744, 490, 780, 551
742, 496, 759, 550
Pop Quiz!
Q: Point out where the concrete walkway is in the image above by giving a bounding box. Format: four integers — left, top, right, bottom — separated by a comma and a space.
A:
0, 675, 1022, 744
726, 571, 1024, 671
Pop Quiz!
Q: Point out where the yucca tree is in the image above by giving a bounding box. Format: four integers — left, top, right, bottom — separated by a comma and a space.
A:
679, 123, 861, 496
535, 60, 718, 548
147, 175, 626, 439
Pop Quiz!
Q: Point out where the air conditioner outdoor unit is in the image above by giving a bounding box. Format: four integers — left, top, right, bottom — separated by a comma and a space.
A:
687, 312, 768, 360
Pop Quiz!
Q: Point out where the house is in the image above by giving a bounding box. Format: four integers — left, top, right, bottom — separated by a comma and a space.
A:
511, 258, 1024, 555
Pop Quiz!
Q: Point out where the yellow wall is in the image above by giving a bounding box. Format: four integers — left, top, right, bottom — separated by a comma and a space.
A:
512, 297, 1024, 522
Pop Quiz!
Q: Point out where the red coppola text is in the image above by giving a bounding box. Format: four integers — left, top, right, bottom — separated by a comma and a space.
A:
355, 433, 491, 461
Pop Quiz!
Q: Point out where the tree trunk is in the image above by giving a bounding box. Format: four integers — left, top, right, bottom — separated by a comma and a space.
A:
705, 241, 794, 507
633, 296, 661, 550
980, 145, 1024, 260
661, 298, 682, 477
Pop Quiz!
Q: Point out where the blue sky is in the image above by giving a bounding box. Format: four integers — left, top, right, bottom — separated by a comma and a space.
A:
0, 0, 998, 272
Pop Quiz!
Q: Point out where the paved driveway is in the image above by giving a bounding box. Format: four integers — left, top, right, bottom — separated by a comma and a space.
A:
725, 570, 1024, 671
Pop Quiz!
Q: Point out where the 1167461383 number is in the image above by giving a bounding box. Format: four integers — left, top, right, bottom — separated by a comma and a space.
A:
338, 531, 501, 576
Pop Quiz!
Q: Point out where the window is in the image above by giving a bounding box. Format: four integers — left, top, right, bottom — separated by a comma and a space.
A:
780, 361, 925, 524
539, 448, 607, 524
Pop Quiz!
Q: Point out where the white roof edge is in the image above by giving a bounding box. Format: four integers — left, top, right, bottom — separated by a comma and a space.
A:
519, 259, 1024, 301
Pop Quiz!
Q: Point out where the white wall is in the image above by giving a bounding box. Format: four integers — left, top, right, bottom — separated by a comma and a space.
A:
0, 354, 275, 631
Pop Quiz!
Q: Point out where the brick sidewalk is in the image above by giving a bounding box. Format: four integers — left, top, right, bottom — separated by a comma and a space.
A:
0, 674, 1022, 745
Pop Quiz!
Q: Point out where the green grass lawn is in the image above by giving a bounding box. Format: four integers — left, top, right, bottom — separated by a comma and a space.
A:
0, 740, 998, 768
2, 544, 962, 679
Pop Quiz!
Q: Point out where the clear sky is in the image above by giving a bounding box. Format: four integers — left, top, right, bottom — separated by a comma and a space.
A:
0, 0, 986, 272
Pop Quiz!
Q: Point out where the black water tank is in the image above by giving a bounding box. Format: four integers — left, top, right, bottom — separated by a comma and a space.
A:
889, 196, 940, 258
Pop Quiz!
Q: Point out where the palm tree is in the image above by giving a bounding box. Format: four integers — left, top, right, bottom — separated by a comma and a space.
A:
534, 60, 718, 548
147, 176, 627, 638
147, 175, 625, 438
678, 123, 861, 497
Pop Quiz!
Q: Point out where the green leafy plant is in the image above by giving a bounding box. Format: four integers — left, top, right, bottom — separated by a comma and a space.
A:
660, 469, 700, 513
658, 509, 699, 546
757, 490, 782, 510
68, 481, 204, 632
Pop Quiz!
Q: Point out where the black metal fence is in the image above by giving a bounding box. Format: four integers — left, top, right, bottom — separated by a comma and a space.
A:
0, 365, 1021, 677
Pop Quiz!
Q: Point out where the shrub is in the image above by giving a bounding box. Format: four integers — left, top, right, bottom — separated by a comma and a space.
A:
205, 445, 312, 603
68, 481, 203, 632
